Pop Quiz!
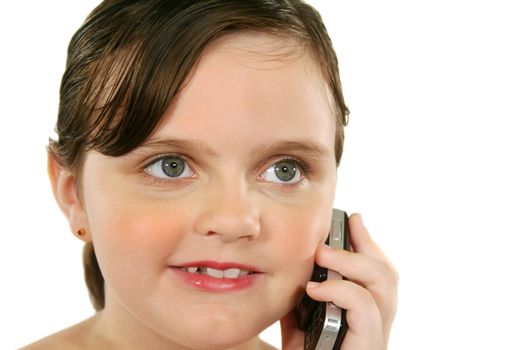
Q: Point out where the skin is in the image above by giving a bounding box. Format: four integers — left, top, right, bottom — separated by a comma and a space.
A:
25, 33, 397, 350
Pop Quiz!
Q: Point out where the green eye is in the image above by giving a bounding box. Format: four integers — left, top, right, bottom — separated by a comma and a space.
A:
262, 159, 302, 184
146, 155, 192, 179
161, 156, 185, 177
274, 160, 297, 182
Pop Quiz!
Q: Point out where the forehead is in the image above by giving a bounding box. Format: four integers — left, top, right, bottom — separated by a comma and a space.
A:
208, 31, 311, 68
153, 32, 335, 155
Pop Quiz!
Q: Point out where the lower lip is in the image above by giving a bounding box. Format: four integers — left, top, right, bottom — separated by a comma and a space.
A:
170, 267, 262, 292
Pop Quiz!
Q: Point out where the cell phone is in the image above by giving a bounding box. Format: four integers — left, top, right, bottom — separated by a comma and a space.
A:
296, 208, 350, 350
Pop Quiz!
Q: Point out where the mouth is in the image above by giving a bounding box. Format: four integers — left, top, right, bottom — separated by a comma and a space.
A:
177, 266, 254, 278
170, 261, 262, 292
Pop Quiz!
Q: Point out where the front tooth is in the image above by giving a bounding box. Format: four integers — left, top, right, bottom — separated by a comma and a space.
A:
204, 267, 224, 278
186, 267, 198, 273
224, 268, 241, 279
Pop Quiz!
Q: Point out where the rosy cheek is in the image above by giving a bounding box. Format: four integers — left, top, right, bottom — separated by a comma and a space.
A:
266, 208, 330, 275
87, 195, 186, 279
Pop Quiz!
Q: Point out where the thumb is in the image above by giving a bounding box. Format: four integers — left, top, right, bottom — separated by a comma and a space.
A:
279, 309, 305, 350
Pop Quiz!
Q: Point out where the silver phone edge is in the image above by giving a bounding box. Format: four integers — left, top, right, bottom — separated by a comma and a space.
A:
313, 208, 346, 350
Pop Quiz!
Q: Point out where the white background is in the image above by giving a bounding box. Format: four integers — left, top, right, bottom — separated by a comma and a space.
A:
1, 1, 524, 349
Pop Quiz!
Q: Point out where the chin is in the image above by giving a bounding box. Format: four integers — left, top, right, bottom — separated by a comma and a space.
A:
160, 308, 272, 349
174, 325, 262, 350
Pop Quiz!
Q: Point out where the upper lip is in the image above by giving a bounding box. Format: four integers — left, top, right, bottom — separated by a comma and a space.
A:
172, 260, 262, 273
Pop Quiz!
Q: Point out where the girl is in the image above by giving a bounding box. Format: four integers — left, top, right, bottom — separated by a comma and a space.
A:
23, 0, 397, 349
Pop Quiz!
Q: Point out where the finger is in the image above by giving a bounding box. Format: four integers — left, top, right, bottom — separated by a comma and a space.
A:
348, 213, 395, 268
316, 245, 398, 339
305, 279, 383, 343
317, 244, 398, 292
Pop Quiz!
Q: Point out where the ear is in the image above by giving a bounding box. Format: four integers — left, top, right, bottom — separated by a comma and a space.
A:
48, 151, 92, 242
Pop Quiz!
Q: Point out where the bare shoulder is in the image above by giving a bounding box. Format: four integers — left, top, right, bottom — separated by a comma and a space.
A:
19, 316, 97, 350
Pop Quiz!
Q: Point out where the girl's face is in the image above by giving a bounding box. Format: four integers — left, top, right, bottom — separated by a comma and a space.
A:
78, 33, 337, 348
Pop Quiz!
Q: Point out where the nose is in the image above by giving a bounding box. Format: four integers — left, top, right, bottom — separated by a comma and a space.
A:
194, 179, 261, 242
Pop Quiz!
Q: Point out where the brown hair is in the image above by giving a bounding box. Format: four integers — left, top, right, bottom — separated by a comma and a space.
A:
49, 0, 349, 311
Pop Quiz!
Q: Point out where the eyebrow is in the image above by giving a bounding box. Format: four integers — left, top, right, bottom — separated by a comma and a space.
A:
140, 137, 331, 159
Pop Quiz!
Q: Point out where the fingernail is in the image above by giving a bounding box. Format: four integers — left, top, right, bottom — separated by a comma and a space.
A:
356, 213, 363, 223
306, 281, 320, 289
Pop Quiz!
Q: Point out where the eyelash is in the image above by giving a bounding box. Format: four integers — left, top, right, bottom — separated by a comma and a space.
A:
142, 154, 312, 189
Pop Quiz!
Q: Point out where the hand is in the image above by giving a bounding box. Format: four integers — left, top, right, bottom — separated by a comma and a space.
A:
280, 213, 398, 350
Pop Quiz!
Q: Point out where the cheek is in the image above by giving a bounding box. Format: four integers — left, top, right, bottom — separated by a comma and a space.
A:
85, 191, 191, 286
266, 203, 333, 282
257, 202, 333, 318
269, 186, 334, 254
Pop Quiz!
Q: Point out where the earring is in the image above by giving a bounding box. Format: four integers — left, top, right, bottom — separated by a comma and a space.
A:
76, 228, 86, 237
